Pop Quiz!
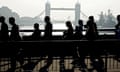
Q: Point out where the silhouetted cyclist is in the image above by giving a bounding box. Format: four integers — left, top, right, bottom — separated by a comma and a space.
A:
9, 17, 21, 41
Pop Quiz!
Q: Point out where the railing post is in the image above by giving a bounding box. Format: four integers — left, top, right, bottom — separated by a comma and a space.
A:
104, 50, 108, 72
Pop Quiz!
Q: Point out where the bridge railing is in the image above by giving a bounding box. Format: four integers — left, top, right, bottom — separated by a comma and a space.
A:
16, 29, 116, 39
15, 29, 116, 32
0, 29, 119, 72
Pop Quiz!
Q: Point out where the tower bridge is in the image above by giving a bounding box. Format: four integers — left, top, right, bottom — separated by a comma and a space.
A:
45, 0, 80, 26
34, 0, 88, 27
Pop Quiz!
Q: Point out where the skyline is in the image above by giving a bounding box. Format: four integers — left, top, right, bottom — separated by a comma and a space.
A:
0, 0, 120, 20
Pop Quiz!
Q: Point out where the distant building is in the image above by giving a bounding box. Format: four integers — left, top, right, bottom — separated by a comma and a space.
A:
97, 10, 116, 28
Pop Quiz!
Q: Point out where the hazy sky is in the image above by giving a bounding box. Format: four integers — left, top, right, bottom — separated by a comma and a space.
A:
0, 0, 120, 19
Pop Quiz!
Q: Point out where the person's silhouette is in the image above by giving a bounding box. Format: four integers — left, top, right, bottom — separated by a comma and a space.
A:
41, 16, 53, 71
74, 20, 83, 39
85, 16, 98, 40
44, 16, 53, 39
76, 20, 86, 70
0, 16, 9, 41
85, 16, 104, 72
115, 15, 120, 39
63, 21, 73, 39
60, 21, 74, 72
114, 15, 120, 62
9, 17, 21, 41
31, 23, 41, 40
9, 17, 22, 72
72, 20, 87, 71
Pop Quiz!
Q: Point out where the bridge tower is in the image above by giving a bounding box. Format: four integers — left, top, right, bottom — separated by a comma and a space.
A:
45, 0, 50, 16
45, 0, 81, 26
75, 2, 80, 26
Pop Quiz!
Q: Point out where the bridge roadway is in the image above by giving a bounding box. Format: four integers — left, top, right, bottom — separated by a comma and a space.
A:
0, 38, 120, 57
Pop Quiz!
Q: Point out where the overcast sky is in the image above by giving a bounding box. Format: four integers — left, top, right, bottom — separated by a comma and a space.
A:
0, 0, 120, 19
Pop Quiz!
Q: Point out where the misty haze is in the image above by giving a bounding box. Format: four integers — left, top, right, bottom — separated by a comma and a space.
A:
0, 0, 120, 72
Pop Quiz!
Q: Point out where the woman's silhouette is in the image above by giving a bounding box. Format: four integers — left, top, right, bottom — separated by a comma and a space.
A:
85, 16, 98, 40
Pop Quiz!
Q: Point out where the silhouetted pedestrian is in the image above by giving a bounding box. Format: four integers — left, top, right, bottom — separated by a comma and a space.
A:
85, 16, 98, 40
31, 23, 41, 40
63, 21, 73, 39
41, 16, 53, 71
44, 16, 53, 40
9, 17, 22, 72
85, 16, 104, 72
74, 20, 83, 39
9, 17, 21, 41
115, 15, 120, 39
114, 15, 120, 62
61, 21, 74, 72
0, 16, 9, 41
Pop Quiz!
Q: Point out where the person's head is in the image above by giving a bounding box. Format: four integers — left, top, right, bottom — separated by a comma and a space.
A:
78, 20, 83, 26
34, 23, 39, 30
117, 15, 120, 22
44, 16, 50, 23
66, 21, 72, 28
89, 16, 94, 22
9, 17, 15, 25
0, 16, 5, 23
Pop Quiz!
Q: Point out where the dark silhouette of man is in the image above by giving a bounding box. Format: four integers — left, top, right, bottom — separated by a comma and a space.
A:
44, 16, 53, 39
9, 17, 21, 41
39, 16, 53, 72
0, 16, 9, 41
63, 21, 73, 39
72, 20, 87, 72
31, 23, 41, 40
60, 21, 74, 72
85, 16, 98, 40
74, 20, 83, 39
115, 15, 120, 39
8, 17, 22, 72
85, 16, 104, 72
114, 15, 120, 62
